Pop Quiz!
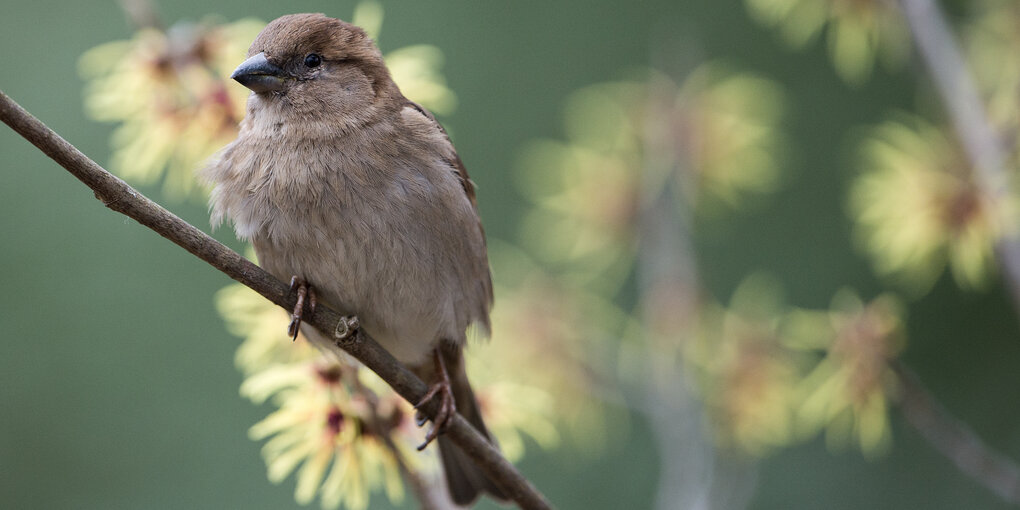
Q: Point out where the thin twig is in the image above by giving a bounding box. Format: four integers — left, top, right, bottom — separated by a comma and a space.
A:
117, 0, 164, 30
357, 368, 456, 510
0, 90, 552, 510
894, 363, 1020, 503
898, 0, 1020, 310
382, 434, 456, 510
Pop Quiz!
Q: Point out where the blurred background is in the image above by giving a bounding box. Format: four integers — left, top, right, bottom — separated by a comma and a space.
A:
2, 0, 1020, 509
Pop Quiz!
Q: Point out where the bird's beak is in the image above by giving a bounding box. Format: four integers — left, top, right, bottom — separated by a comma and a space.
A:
231, 52, 288, 93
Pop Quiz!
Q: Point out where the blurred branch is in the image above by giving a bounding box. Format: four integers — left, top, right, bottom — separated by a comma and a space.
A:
894, 363, 1020, 503
898, 0, 1020, 311
635, 70, 757, 509
0, 90, 552, 510
636, 93, 714, 510
382, 435, 457, 510
357, 369, 458, 510
897, 3, 1020, 502
117, 0, 163, 30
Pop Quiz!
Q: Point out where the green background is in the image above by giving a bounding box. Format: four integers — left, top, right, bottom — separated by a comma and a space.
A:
2, 0, 1018, 508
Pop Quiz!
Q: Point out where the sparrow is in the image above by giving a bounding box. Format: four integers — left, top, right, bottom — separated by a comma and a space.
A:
203, 13, 504, 505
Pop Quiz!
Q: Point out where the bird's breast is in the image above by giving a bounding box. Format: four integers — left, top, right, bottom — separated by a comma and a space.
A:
208, 129, 488, 364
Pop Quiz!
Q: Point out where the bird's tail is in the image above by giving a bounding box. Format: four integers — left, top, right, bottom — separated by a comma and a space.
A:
435, 346, 507, 506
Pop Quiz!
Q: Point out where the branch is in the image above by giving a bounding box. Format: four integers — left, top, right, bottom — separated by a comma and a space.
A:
382, 435, 457, 510
357, 367, 457, 510
894, 364, 1020, 503
636, 74, 743, 510
0, 90, 552, 510
898, 0, 1020, 311
896, 3, 1020, 502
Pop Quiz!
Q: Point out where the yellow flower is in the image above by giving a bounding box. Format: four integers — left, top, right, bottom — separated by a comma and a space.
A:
476, 241, 621, 454
689, 275, 802, 456
516, 81, 644, 288
663, 65, 786, 213
517, 65, 785, 287
79, 19, 263, 199
385, 45, 457, 116
789, 290, 905, 455
216, 282, 318, 375
851, 115, 1009, 292
216, 281, 424, 509
243, 353, 418, 510
745, 0, 909, 84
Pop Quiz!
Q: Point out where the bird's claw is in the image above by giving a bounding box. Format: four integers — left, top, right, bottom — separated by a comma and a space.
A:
415, 350, 456, 451
415, 379, 455, 451
287, 276, 316, 341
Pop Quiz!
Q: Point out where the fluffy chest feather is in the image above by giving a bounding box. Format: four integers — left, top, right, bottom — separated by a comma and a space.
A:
204, 115, 491, 364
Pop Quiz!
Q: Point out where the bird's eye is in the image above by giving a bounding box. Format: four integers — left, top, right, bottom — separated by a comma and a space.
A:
304, 53, 322, 68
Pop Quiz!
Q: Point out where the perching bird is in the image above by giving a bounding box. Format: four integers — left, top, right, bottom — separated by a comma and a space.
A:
203, 13, 504, 505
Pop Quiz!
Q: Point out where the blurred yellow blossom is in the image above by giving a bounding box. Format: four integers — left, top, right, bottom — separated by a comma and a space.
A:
637, 277, 700, 362
963, 0, 1020, 147
516, 81, 644, 288
686, 279, 906, 458
518, 65, 785, 288
480, 241, 624, 453
385, 45, 457, 116
688, 275, 802, 456
217, 282, 316, 374
745, 0, 909, 84
79, 1, 458, 201
353, 1, 457, 117
660, 64, 786, 212
79, 18, 262, 198
851, 115, 1010, 292
788, 290, 905, 455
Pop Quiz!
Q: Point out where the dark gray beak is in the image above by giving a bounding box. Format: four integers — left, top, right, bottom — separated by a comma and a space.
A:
231, 52, 288, 93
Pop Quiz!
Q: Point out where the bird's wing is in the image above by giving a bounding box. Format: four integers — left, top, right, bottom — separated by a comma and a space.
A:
401, 100, 494, 322
402, 101, 478, 208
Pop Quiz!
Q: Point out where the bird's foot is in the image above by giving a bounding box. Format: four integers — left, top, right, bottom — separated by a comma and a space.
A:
287, 276, 316, 341
415, 349, 456, 451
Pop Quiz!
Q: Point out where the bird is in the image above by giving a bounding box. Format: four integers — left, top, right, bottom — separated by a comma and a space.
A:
203, 13, 505, 505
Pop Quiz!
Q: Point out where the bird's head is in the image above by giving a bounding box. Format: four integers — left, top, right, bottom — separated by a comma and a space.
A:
231, 13, 400, 124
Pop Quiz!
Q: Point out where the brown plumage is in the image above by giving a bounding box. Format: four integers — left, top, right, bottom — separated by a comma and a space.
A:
203, 13, 503, 505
